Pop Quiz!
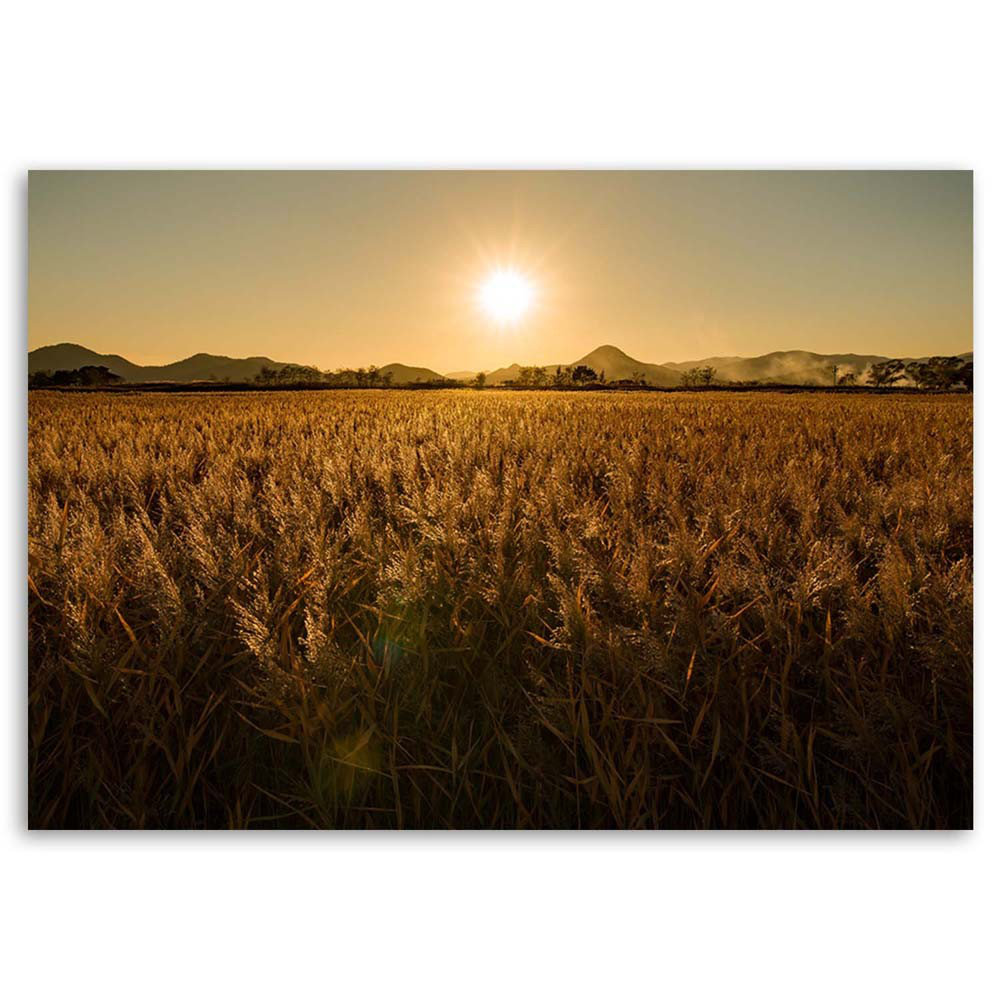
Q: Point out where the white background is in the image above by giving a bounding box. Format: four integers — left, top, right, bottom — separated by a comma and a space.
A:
3, 2, 996, 997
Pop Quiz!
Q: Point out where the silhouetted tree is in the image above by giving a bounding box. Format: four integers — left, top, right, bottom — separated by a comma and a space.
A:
837, 371, 858, 386
867, 359, 906, 387
30, 366, 123, 388
572, 365, 598, 384
473, 372, 487, 389
905, 356, 966, 390
518, 366, 550, 386
681, 366, 716, 387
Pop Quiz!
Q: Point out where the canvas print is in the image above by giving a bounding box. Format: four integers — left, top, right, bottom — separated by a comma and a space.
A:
27, 170, 973, 830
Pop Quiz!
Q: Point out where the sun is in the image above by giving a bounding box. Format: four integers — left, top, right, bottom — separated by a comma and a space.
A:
477, 268, 536, 326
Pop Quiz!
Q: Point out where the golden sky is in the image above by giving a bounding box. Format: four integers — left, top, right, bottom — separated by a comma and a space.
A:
28, 171, 972, 371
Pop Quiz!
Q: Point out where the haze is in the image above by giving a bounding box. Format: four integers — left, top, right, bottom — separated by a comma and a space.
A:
28, 171, 972, 372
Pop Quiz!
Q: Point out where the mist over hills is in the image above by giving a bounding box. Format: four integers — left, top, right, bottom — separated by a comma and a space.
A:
657, 350, 974, 386
30, 342, 972, 387
480, 345, 969, 387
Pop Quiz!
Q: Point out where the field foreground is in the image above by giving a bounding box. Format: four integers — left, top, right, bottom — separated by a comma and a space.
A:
28, 390, 973, 829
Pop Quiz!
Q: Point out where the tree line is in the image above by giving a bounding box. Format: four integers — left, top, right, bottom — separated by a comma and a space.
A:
500, 365, 656, 387
30, 356, 973, 391
254, 358, 973, 391
30, 366, 124, 388
862, 356, 972, 390
254, 364, 396, 386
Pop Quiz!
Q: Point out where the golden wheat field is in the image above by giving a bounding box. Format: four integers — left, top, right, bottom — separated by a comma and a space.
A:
27, 389, 972, 829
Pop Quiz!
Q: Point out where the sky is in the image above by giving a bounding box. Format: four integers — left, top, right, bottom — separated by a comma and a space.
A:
28, 171, 972, 372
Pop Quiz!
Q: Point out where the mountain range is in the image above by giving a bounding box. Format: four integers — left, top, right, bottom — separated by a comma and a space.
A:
28, 343, 301, 384
30, 342, 972, 387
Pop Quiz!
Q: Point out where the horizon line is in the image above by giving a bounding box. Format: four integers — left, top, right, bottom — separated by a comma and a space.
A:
29, 339, 975, 373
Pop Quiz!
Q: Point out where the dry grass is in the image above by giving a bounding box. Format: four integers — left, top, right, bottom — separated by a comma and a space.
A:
28, 389, 972, 828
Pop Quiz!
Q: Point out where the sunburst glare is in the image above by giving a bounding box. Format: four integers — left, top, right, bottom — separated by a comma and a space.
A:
477, 268, 536, 326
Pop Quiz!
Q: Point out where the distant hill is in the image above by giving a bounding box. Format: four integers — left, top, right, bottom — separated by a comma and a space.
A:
29, 343, 293, 383
484, 363, 525, 386
485, 347, 683, 386
151, 352, 295, 383
661, 349, 974, 385
570, 345, 683, 386
29, 344, 149, 381
378, 363, 445, 384
30, 341, 973, 388
29, 344, 453, 386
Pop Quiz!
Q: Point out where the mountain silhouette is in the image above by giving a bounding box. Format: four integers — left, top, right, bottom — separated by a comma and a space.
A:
569, 345, 683, 386
484, 347, 682, 386
378, 363, 445, 383
660, 349, 973, 385
30, 342, 972, 387
28, 343, 296, 383
29, 344, 149, 381
29, 343, 450, 385
484, 363, 526, 386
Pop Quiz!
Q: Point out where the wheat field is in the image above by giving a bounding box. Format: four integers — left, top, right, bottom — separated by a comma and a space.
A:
27, 389, 973, 829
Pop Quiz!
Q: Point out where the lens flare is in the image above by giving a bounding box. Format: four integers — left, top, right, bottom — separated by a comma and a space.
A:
477, 269, 536, 326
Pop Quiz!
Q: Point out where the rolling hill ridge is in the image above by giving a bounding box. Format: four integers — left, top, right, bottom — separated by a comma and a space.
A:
28, 344, 300, 384
30, 342, 972, 387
